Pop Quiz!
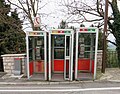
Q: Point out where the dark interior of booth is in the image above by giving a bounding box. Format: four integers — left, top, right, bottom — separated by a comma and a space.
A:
77, 33, 96, 80
50, 35, 65, 81
28, 36, 45, 80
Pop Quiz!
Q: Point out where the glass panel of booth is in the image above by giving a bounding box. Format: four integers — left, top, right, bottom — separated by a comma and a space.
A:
28, 36, 44, 61
54, 48, 64, 59
54, 35, 65, 47
78, 33, 96, 59
53, 35, 65, 59
66, 36, 70, 56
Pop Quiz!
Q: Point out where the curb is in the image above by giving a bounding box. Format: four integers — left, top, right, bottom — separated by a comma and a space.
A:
0, 80, 95, 85
0, 80, 120, 85
108, 80, 120, 83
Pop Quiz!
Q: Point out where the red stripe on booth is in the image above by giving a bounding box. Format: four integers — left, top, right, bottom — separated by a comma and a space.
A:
29, 61, 34, 75
54, 60, 64, 72
78, 59, 94, 73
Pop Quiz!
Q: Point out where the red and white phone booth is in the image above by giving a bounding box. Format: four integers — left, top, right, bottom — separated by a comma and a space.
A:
48, 29, 74, 81
75, 27, 98, 80
26, 31, 47, 80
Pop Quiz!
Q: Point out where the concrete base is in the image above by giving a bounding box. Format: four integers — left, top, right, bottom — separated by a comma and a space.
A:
77, 72, 93, 80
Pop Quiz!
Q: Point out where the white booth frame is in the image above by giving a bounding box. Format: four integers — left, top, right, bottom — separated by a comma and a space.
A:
48, 29, 74, 81
75, 27, 99, 80
26, 31, 47, 80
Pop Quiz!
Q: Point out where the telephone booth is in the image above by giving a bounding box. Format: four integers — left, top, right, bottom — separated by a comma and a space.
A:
26, 31, 47, 80
48, 29, 74, 81
75, 27, 98, 80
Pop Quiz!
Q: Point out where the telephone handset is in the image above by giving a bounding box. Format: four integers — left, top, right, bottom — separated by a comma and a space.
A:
36, 46, 41, 60
35, 40, 43, 60
79, 38, 85, 58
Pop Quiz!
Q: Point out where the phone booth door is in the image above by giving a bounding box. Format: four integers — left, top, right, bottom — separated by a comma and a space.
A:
26, 31, 47, 80
75, 28, 98, 80
48, 29, 74, 81
64, 35, 71, 80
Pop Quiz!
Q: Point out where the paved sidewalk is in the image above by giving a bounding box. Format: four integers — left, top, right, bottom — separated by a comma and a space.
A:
0, 72, 6, 78
98, 68, 120, 82
0, 73, 81, 85
0, 68, 120, 85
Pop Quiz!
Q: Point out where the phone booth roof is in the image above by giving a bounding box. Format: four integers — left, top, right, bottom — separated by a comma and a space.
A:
26, 31, 47, 36
49, 29, 74, 35
76, 27, 97, 33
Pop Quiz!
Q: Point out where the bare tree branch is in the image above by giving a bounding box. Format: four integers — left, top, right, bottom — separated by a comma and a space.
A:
25, 0, 34, 28
38, 3, 48, 10
17, 0, 28, 14
30, 0, 36, 16
36, 0, 39, 15
23, 26, 32, 30
63, 4, 101, 17
7, 0, 23, 10
96, 0, 104, 17
6, 0, 49, 30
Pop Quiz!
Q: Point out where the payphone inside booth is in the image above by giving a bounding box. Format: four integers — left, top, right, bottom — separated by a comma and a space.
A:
26, 31, 47, 80
48, 29, 74, 81
75, 28, 98, 80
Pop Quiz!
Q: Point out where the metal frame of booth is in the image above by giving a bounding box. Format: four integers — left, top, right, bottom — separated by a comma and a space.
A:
75, 27, 98, 80
48, 29, 74, 81
26, 31, 47, 80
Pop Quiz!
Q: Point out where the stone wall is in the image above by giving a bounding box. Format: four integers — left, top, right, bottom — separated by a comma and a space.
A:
1, 54, 26, 75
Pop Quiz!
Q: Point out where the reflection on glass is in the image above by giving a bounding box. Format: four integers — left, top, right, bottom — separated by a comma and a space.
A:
78, 33, 96, 59
85, 47, 90, 51
29, 37, 33, 61
54, 35, 65, 47
54, 48, 64, 59
35, 37, 44, 60
66, 36, 70, 56
84, 52, 90, 58
28, 36, 44, 61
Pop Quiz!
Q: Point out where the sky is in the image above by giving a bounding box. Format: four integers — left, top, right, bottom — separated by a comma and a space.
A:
42, 0, 119, 44
8, 0, 120, 44
9, 0, 120, 29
